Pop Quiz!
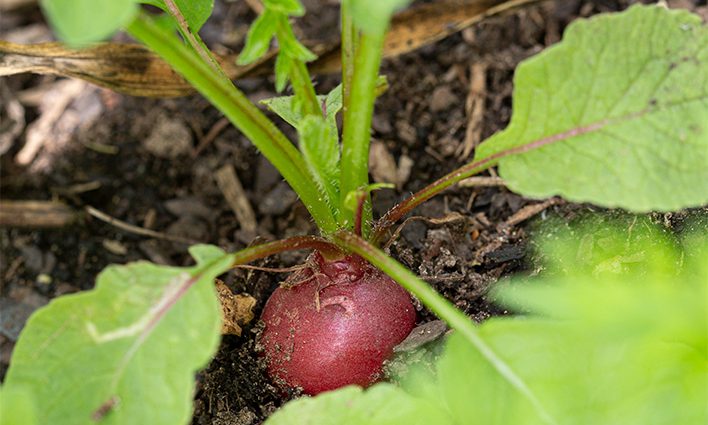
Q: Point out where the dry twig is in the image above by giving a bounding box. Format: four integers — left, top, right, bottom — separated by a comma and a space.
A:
85, 206, 199, 244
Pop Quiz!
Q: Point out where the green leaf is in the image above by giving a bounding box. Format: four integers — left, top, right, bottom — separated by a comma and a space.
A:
237, 9, 278, 65
346, 0, 411, 35
430, 221, 708, 425
41, 0, 137, 46
343, 183, 394, 212
265, 384, 449, 425
4, 245, 233, 425
274, 14, 317, 62
299, 115, 341, 211
260, 94, 325, 128
526, 214, 681, 280
437, 308, 706, 425
151, 12, 180, 34
475, 5, 708, 212
236, 1, 313, 72
274, 50, 294, 93
0, 386, 38, 425
261, 94, 302, 127
260, 87, 344, 212
142, 0, 214, 32
324, 84, 344, 121
435, 332, 545, 425
261, 80, 383, 128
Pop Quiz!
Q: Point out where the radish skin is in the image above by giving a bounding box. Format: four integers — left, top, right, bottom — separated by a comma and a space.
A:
260, 252, 416, 395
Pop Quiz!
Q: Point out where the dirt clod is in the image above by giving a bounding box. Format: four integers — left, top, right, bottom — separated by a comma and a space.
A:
142, 114, 193, 158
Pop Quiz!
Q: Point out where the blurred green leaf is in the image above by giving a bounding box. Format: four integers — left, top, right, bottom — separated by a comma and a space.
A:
274, 14, 317, 62
476, 5, 708, 211
142, 0, 214, 32
527, 214, 681, 279
236, 0, 313, 89
4, 245, 232, 425
274, 50, 294, 93
263, 0, 304, 16
345, 0, 411, 35
0, 386, 38, 425
265, 384, 449, 425
433, 219, 708, 425
237, 9, 279, 65
41, 0, 137, 46
41, 0, 215, 45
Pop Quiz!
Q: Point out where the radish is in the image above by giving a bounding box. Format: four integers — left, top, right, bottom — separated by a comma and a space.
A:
260, 251, 416, 395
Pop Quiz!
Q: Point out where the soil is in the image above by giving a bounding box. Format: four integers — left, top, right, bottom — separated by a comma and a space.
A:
1, 1, 706, 424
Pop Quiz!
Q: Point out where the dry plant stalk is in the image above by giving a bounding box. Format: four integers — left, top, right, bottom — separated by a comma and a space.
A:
0, 0, 541, 97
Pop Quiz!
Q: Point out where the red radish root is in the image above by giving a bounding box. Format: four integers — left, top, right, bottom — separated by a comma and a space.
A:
260, 252, 416, 395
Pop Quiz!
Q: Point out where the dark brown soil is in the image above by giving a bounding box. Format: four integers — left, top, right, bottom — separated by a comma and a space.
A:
1, 1, 705, 424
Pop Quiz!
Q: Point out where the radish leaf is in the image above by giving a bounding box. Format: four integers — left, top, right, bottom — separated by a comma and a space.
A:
237, 0, 315, 93
41, 0, 136, 46
3, 245, 232, 425
299, 115, 341, 213
266, 384, 448, 425
0, 386, 38, 425
237, 9, 278, 65
476, 5, 708, 211
346, 0, 411, 35
142, 0, 214, 32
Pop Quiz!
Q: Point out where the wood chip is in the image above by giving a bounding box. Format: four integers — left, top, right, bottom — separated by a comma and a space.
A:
102, 239, 128, 256
0, 200, 79, 227
369, 140, 398, 185
458, 176, 505, 188
396, 154, 414, 189
15, 79, 86, 166
216, 279, 256, 336
214, 164, 257, 236
500, 198, 562, 229
0, 81, 25, 155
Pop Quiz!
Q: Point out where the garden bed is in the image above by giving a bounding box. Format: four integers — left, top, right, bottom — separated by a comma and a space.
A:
1, 1, 705, 423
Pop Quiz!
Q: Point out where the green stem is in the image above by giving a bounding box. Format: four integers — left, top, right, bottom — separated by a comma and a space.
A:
289, 59, 321, 117
340, 1, 357, 111
231, 235, 341, 265
372, 95, 619, 244
163, 0, 225, 79
371, 156, 498, 244
126, 14, 337, 234
333, 231, 556, 425
339, 31, 385, 233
